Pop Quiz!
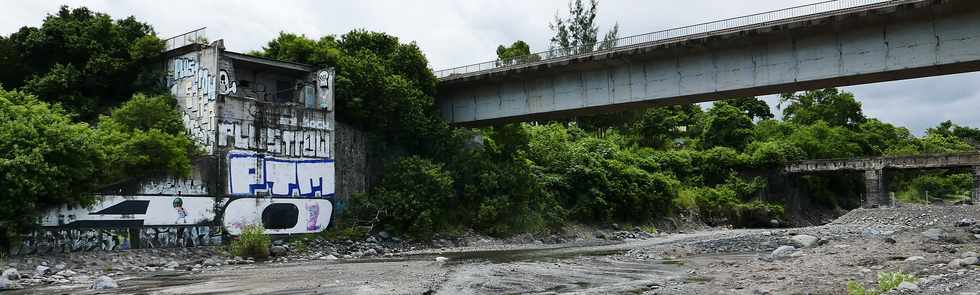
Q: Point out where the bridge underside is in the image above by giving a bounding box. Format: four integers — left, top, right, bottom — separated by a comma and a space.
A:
438, 0, 980, 126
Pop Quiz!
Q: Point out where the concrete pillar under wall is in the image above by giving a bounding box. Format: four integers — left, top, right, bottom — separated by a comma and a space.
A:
973, 166, 980, 204
864, 169, 887, 208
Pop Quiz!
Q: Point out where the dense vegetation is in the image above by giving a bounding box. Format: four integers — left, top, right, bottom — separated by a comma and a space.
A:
0, 7, 194, 245
1, 3, 979, 250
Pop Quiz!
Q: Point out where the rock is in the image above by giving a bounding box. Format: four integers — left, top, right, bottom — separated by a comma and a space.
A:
770, 246, 797, 259
34, 265, 50, 277
89, 275, 117, 290
270, 245, 288, 256
55, 270, 76, 277
883, 237, 897, 244
961, 251, 978, 259
956, 218, 977, 227
789, 235, 819, 248
922, 228, 944, 241
0, 277, 19, 290
378, 231, 391, 239
611, 223, 621, 230
164, 261, 179, 269
897, 281, 919, 291
365, 236, 378, 243
435, 257, 449, 262
949, 259, 963, 268
769, 219, 780, 227
905, 256, 925, 262
53, 263, 66, 271
363, 248, 378, 257
202, 258, 219, 267
320, 255, 338, 260
2, 268, 19, 280
960, 256, 979, 266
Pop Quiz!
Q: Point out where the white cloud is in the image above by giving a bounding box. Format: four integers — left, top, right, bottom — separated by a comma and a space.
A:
2, 0, 979, 134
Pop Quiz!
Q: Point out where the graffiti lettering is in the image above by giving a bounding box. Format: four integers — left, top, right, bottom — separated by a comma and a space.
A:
227, 151, 335, 197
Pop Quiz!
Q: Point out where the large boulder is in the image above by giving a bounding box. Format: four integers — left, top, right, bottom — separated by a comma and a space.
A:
770, 246, 797, 259
789, 235, 819, 248
90, 276, 118, 290
960, 256, 979, 266
34, 265, 50, 277
2, 268, 19, 280
897, 282, 919, 291
0, 277, 19, 290
270, 245, 288, 257
922, 228, 944, 241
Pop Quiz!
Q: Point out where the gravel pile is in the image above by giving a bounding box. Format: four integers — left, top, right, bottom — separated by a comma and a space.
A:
832, 204, 980, 228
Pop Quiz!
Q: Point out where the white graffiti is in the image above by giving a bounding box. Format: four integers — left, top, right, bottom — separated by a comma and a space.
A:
223, 198, 333, 235
218, 69, 238, 95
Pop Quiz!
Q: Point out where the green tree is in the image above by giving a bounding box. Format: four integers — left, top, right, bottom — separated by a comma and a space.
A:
780, 88, 866, 128
549, 0, 619, 55
255, 31, 453, 157
0, 6, 164, 121
926, 120, 980, 148
0, 89, 104, 235
726, 97, 774, 120
496, 40, 533, 66
96, 94, 197, 182
702, 103, 754, 150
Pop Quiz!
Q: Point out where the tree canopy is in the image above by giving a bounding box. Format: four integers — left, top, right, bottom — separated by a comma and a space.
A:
0, 6, 164, 121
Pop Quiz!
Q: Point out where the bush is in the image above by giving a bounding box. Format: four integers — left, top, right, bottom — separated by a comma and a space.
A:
230, 224, 271, 259
847, 271, 917, 295
353, 156, 456, 238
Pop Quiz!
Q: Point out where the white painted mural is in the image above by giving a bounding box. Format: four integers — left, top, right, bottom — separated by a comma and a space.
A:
222, 198, 333, 235
40, 195, 218, 227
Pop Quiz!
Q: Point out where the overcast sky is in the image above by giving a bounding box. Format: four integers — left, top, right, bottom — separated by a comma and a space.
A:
3, 0, 979, 135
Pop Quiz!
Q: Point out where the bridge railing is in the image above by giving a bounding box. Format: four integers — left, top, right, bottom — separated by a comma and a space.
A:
434, 0, 924, 80
164, 27, 208, 52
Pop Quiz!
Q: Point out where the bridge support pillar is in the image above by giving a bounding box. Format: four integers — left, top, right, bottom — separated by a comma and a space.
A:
864, 169, 888, 208
973, 166, 980, 204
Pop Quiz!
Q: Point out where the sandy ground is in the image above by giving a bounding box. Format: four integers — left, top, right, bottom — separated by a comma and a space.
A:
11, 205, 980, 295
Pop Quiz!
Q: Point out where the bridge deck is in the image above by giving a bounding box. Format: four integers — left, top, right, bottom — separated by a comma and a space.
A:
784, 152, 980, 173
435, 0, 925, 82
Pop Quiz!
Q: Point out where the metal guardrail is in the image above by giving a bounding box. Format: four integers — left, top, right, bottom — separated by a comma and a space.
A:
434, 0, 925, 80
163, 27, 208, 51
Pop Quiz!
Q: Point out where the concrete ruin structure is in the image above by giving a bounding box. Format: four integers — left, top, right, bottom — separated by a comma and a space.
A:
784, 152, 980, 208
16, 32, 342, 254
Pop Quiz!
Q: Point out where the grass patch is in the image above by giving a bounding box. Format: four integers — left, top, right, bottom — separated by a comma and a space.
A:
639, 225, 658, 235
320, 225, 370, 241
847, 271, 917, 295
230, 224, 271, 259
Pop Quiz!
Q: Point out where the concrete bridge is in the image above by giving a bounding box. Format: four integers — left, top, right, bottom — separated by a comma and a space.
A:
784, 152, 980, 208
435, 0, 980, 126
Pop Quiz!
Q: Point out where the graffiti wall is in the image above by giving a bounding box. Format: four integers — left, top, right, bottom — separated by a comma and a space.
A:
12, 226, 221, 255
27, 40, 341, 254
40, 195, 219, 227
166, 44, 228, 154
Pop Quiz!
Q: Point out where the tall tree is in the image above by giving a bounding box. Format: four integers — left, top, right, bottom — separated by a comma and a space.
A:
549, 0, 620, 56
